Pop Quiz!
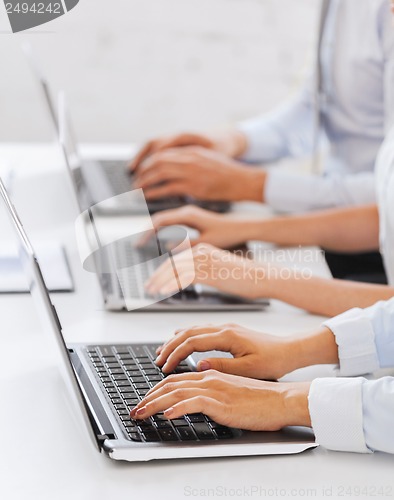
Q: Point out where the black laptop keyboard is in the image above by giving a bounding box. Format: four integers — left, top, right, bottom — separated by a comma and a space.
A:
100, 161, 231, 214
86, 344, 237, 442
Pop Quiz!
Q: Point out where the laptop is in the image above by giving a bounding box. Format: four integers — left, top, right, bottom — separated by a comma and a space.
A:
0, 177, 317, 461
22, 43, 231, 216
59, 92, 269, 312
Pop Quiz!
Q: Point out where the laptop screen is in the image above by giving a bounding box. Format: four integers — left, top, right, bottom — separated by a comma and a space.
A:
0, 176, 100, 451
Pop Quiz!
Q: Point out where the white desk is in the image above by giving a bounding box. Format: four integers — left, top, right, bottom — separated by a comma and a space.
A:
0, 144, 393, 500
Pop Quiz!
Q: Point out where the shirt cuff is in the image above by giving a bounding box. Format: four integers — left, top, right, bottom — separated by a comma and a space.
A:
308, 377, 371, 453
237, 120, 286, 164
323, 309, 380, 376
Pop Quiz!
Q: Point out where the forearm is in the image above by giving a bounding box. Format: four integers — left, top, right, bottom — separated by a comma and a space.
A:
237, 205, 379, 252
265, 274, 394, 317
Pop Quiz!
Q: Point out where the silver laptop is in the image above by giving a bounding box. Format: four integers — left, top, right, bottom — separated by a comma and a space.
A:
0, 177, 316, 461
59, 93, 268, 312
22, 43, 231, 216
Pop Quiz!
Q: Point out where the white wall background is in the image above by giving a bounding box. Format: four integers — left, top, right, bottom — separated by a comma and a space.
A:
0, 0, 318, 144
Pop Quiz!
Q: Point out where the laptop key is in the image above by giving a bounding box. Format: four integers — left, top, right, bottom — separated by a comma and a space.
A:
105, 387, 118, 394
142, 431, 161, 442
176, 426, 197, 441
192, 422, 215, 440
111, 397, 124, 405
145, 345, 161, 358
106, 362, 121, 368
114, 346, 131, 354
123, 363, 138, 370
143, 369, 161, 376
129, 376, 146, 383
159, 428, 179, 441
116, 380, 133, 387
214, 427, 234, 439
98, 347, 114, 357
134, 382, 149, 389
118, 386, 135, 394
155, 420, 172, 429
118, 409, 130, 416
108, 367, 124, 375
171, 418, 189, 427
187, 414, 205, 423
146, 375, 163, 382
127, 432, 142, 442
123, 420, 138, 432
102, 356, 117, 363
152, 413, 166, 422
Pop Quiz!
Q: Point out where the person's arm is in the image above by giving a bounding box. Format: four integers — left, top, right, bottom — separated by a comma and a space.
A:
310, 298, 394, 453
267, 274, 394, 318
142, 204, 380, 253
153, 298, 394, 380
131, 297, 394, 453
238, 80, 316, 163
229, 204, 380, 252
145, 243, 393, 317
263, 171, 377, 212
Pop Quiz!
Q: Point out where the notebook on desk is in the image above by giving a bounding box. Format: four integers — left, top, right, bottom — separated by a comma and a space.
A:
0, 174, 317, 462
0, 241, 74, 293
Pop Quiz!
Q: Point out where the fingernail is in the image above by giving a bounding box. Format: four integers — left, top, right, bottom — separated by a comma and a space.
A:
156, 346, 163, 355
198, 360, 211, 371
164, 407, 174, 417
136, 407, 146, 417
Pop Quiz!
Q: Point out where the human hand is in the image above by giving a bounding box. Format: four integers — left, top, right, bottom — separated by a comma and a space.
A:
138, 206, 252, 249
130, 371, 311, 431
144, 243, 271, 299
132, 146, 266, 202
129, 130, 247, 171
154, 323, 298, 379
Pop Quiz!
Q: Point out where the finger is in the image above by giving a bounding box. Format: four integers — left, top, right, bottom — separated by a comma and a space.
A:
142, 372, 206, 401
143, 182, 189, 200
130, 377, 206, 415
129, 141, 156, 171
197, 356, 250, 376
161, 333, 234, 373
156, 323, 213, 354
145, 253, 195, 294
164, 396, 222, 421
132, 388, 205, 419
144, 258, 179, 294
134, 164, 186, 190
134, 389, 220, 421
136, 149, 190, 176
155, 326, 227, 367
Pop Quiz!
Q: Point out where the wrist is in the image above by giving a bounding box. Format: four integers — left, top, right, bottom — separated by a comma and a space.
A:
240, 168, 267, 202
282, 382, 312, 427
212, 129, 248, 158
295, 328, 339, 368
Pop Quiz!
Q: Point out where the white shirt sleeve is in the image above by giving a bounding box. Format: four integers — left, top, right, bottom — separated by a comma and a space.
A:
308, 298, 394, 454
264, 171, 376, 213
238, 81, 315, 164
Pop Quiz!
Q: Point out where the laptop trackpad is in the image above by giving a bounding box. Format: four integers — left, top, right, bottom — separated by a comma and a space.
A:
187, 350, 233, 370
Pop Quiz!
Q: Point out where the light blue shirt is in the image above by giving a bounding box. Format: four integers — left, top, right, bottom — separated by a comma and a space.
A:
239, 0, 394, 212
309, 299, 394, 453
